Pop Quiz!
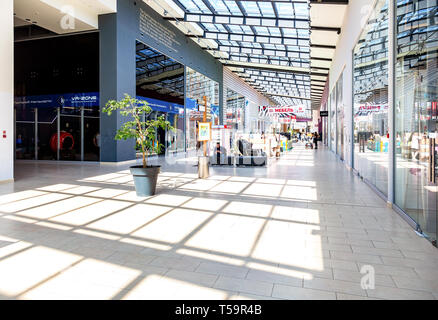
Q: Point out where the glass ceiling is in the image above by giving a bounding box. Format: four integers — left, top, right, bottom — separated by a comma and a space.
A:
169, 0, 312, 108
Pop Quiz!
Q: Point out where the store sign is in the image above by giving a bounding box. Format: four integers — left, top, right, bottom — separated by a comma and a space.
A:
258, 105, 310, 119
358, 105, 388, 111
15, 92, 99, 108
354, 105, 389, 117
320, 111, 329, 117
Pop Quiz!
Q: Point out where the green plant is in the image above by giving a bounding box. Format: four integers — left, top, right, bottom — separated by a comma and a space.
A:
103, 94, 174, 168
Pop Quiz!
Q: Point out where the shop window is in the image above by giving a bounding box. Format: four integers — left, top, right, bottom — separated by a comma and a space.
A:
395, 0, 438, 243
353, 0, 389, 196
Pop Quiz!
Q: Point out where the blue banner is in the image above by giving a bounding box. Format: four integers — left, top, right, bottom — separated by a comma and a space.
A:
14, 92, 99, 108
15, 93, 218, 116
137, 96, 184, 115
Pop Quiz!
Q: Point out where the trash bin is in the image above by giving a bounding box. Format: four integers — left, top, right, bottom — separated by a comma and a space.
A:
198, 156, 209, 179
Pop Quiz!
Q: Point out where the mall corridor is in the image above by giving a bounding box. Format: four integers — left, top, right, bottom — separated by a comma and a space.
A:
0, 146, 437, 300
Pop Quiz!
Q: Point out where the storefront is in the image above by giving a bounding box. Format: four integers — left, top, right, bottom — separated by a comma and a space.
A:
328, 0, 438, 245
394, 0, 438, 243
136, 96, 185, 155
352, 0, 389, 196
225, 89, 246, 131
185, 67, 220, 153
15, 92, 100, 161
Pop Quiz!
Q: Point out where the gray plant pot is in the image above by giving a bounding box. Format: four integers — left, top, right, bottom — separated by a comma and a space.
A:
130, 165, 161, 196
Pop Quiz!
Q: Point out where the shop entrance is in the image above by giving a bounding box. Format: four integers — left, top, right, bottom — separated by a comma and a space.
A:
15, 105, 100, 161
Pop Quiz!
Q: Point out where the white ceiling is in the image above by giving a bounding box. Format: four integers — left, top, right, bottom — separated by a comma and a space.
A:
14, 0, 116, 34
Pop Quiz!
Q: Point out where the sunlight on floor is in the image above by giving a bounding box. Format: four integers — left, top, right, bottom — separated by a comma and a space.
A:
0, 156, 328, 299
1, 146, 434, 300
21, 258, 141, 300
0, 246, 81, 297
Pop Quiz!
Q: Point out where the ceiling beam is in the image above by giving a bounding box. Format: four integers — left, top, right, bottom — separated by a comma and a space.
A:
166, 14, 309, 29
311, 44, 336, 49
265, 93, 311, 100
187, 31, 309, 44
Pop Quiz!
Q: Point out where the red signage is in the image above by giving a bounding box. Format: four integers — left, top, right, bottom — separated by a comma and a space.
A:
358, 105, 388, 111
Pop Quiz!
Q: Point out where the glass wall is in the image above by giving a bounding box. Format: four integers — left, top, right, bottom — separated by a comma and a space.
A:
336, 73, 345, 160
83, 107, 100, 161
330, 88, 336, 151
353, 0, 389, 196
60, 106, 81, 161
15, 106, 35, 160
226, 88, 245, 131
136, 41, 185, 154
186, 67, 220, 153
37, 107, 59, 160
395, 0, 438, 242
15, 104, 100, 161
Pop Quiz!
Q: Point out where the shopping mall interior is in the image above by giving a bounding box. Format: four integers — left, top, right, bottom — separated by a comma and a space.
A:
0, 0, 437, 301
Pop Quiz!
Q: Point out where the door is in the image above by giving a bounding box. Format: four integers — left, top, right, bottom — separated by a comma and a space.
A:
15, 106, 36, 160
60, 107, 81, 161
37, 107, 58, 160
83, 107, 100, 161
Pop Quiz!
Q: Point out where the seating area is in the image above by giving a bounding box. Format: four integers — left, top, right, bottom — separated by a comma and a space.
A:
210, 139, 267, 167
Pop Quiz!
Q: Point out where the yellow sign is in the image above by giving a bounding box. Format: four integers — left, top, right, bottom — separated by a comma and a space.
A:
198, 122, 211, 142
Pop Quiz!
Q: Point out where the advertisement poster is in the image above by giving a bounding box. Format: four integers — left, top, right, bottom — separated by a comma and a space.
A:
198, 122, 211, 141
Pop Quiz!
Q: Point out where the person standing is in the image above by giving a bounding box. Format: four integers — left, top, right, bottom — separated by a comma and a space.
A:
313, 132, 319, 149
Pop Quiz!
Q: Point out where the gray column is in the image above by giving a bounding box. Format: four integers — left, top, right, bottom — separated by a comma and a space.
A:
388, 0, 396, 205
99, 11, 136, 162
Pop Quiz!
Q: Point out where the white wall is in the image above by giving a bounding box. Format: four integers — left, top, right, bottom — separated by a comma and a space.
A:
0, 0, 14, 182
329, 0, 376, 167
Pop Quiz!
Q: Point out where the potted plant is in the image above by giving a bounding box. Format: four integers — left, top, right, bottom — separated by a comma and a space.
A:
103, 94, 174, 196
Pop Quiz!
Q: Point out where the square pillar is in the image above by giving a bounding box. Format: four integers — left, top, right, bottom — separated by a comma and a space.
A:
0, 0, 14, 182
99, 10, 136, 162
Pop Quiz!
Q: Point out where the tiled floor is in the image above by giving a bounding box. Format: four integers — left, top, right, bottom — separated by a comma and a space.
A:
0, 145, 437, 300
